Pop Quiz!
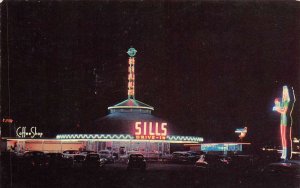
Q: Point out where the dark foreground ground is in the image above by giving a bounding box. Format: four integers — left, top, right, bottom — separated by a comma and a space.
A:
2, 162, 300, 188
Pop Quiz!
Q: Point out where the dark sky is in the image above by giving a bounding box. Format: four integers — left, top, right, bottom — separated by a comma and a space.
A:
1, 1, 300, 145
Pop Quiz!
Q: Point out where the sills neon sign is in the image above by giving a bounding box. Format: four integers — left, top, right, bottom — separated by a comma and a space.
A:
16, 127, 43, 138
134, 122, 167, 140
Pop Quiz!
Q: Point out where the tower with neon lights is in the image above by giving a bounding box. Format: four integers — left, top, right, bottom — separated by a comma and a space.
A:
108, 48, 154, 114
127, 48, 136, 99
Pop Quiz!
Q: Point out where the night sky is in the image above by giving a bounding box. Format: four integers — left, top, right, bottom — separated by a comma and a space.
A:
1, 1, 300, 146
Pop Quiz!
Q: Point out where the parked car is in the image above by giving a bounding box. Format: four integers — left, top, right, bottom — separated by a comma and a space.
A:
46, 153, 68, 168
186, 151, 202, 162
80, 150, 95, 157
127, 153, 146, 171
83, 153, 105, 168
19, 151, 49, 169
195, 154, 230, 169
46, 152, 63, 159
73, 154, 86, 168
171, 151, 200, 163
99, 150, 115, 163
171, 151, 189, 163
62, 150, 80, 159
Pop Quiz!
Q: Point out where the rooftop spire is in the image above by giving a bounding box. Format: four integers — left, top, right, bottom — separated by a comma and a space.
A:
108, 48, 154, 113
127, 48, 137, 99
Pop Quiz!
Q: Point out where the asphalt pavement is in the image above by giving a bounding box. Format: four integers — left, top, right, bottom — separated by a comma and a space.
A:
2, 162, 300, 188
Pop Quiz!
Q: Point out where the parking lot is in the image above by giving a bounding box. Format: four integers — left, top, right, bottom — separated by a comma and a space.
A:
2, 158, 300, 188
1, 162, 236, 188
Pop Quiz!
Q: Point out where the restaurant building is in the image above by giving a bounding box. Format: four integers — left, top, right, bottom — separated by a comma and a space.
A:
2, 48, 203, 158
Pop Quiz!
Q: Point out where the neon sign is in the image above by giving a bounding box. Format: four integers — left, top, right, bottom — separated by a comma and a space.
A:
16, 127, 43, 138
2, 118, 14, 123
273, 85, 296, 160
134, 122, 167, 140
235, 127, 247, 140
127, 48, 137, 99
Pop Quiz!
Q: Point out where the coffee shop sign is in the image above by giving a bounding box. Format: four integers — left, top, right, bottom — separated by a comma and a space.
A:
16, 127, 43, 138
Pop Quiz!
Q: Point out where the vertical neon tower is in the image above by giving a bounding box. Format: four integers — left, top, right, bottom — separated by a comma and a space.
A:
127, 48, 137, 99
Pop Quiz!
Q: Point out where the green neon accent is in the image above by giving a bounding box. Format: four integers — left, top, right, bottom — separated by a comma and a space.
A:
56, 134, 203, 143
134, 99, 154, 109
108, 99, 154, 111
132, 99, 139, 106
108, 106, 154, 111
127, 48, 137, 57
56, 134, 134, 140
281, 101, 289, 126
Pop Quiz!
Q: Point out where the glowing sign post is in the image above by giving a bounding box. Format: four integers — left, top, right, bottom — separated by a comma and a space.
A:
134, 122, 167, 140
273, 86, 296, 160
235, 127, 247, 141
127, 48, 137, 99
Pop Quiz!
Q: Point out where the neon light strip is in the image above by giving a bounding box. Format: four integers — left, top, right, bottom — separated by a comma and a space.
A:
58, 139, 199, 143
134, 99, 154, 109
201, 143, 251, 145
55, 134, 203, 143
167, 135, 204, 142
108, 106, 154, 110
56, 134, 134, 140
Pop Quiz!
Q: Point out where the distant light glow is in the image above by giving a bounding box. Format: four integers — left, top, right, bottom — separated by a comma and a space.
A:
293, 138, 299, 143
2, 118, 14, 123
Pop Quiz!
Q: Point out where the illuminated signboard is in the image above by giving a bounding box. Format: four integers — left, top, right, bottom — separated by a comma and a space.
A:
134, 122, 167, 140
201, 144, 243, 152
16, 127, 43, 138
235, 127, 247, 140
